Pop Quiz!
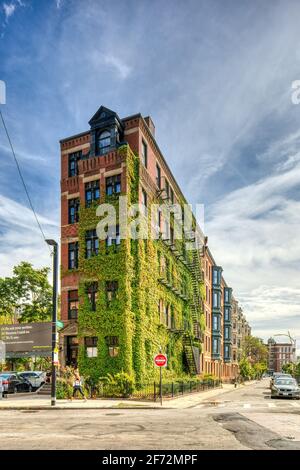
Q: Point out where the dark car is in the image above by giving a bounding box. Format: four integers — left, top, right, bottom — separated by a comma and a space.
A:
0, 373, 33, 395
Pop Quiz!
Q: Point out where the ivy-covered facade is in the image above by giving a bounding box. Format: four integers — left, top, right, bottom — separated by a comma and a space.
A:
60, 106, 206, 383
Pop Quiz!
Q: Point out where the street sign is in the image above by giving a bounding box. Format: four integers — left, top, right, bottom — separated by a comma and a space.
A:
154, 353, 167, 367
53, 350, 59, 366
56, 320, 64, 329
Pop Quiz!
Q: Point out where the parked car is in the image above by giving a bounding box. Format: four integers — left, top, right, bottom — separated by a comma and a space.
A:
18, 372, 45, 390
270, 373, 292, 388
271, 377, 300, 399
0, 373, 33, 395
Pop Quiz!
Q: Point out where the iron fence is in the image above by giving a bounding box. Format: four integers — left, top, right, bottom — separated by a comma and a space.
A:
153, 379, 221, 401
92, 379, 221, 401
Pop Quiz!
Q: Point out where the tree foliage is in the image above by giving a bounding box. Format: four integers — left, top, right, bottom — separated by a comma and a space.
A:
295, 362, 300, 376
243, 335, 268, 364
282, 362, 295, 375
0, 262, 52, 323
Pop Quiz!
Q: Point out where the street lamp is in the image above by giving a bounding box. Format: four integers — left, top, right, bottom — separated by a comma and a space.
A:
46, 239, 58, 407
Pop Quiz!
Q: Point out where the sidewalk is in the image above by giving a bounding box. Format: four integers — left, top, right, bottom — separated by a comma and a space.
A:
0, 381, 257, 410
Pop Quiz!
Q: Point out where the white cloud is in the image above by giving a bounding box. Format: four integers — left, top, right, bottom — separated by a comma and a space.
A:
0, 194, 59, 277
55, 0, 62, 9
0, 142, 51, 164
89, 51, 131, 80
103, 54, 131, 79
3, 3, 16, 20
206, 136, 300, 348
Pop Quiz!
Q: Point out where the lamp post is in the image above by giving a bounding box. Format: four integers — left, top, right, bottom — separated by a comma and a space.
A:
46, 239, 58, 407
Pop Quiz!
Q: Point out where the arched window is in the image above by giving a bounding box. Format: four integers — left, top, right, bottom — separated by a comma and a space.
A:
98, 130, 111, 154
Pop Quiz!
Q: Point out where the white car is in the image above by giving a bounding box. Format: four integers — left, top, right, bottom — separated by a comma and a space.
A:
18, 371, 45, 390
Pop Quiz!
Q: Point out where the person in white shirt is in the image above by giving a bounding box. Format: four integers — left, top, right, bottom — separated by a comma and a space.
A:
72, 370, 86, 400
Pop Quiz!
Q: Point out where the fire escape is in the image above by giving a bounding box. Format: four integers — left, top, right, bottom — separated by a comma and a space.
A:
182, 245, 204, 375
156, 184, 205, 375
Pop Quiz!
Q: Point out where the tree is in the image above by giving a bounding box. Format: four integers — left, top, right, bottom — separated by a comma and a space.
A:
282, 363, 295, 375
295, 362, 300, 377
252, 362, 267, 378
243, 335, 268, 364
0, 277, 19, 322
0, 262, 52, 323
239, 358, 252, 379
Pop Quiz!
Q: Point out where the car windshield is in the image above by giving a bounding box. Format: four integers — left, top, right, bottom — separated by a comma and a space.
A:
275, 379, 296, 386
20, 373, 36, 377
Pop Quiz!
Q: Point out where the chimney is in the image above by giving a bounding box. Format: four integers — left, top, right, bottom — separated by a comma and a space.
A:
144, 116, 155, 137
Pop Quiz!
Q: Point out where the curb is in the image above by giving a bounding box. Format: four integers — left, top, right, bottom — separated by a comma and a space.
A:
0, 405, 165, 411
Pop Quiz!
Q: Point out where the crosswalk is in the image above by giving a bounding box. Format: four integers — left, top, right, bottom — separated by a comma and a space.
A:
193, 401, 300, 410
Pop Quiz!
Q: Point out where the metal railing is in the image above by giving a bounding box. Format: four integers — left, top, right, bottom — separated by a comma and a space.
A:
90, 379, 222, 401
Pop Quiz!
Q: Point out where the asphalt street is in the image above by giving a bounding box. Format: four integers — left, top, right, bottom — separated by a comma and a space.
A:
0, 379, 299, 450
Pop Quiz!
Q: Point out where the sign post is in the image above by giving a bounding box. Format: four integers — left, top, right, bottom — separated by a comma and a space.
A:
45, 239, 59, 407
154, 352, 167, 406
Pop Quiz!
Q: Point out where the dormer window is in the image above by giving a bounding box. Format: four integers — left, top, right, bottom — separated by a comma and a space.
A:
89, 106, 124, 158
98, 130, 111, 155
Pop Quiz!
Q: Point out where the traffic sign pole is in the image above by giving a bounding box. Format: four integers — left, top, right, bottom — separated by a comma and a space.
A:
154, 352, 167, 406
160, 366, 162, 406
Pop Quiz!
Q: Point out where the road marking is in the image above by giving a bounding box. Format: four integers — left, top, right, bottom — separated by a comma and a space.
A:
268, 403, 276, 408
243, 404, 251, 408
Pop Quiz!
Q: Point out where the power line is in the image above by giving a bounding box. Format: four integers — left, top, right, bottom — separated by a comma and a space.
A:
0, 109, 50, 249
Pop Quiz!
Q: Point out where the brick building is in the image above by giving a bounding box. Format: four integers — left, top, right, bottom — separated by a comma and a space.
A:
201, 246, 243, 381
268, 338, 296, 372
59, 105, 251, 382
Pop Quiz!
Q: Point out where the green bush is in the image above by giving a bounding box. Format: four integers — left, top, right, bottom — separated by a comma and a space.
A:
104, 371, 135, 398
56, 379, 72, 399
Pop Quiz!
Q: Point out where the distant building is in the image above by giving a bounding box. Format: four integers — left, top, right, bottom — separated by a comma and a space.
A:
268, 338, 296, 372
202, 246, 250, 381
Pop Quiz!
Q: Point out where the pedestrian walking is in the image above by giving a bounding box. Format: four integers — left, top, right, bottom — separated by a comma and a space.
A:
72, 370, 86, 401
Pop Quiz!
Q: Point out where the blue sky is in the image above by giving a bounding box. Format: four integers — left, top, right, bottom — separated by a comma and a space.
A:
1, 0, 300, 348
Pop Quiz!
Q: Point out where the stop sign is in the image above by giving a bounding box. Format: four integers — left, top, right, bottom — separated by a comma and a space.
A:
154, 353, 167, 367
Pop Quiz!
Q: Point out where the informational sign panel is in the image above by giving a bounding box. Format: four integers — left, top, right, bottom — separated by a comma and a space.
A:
0, 322, 52, 358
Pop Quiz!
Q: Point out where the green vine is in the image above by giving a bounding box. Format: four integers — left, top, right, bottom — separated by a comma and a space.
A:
74, 144, 205, 383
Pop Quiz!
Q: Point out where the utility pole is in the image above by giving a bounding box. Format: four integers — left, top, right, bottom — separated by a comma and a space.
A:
46, 239, 58, 406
